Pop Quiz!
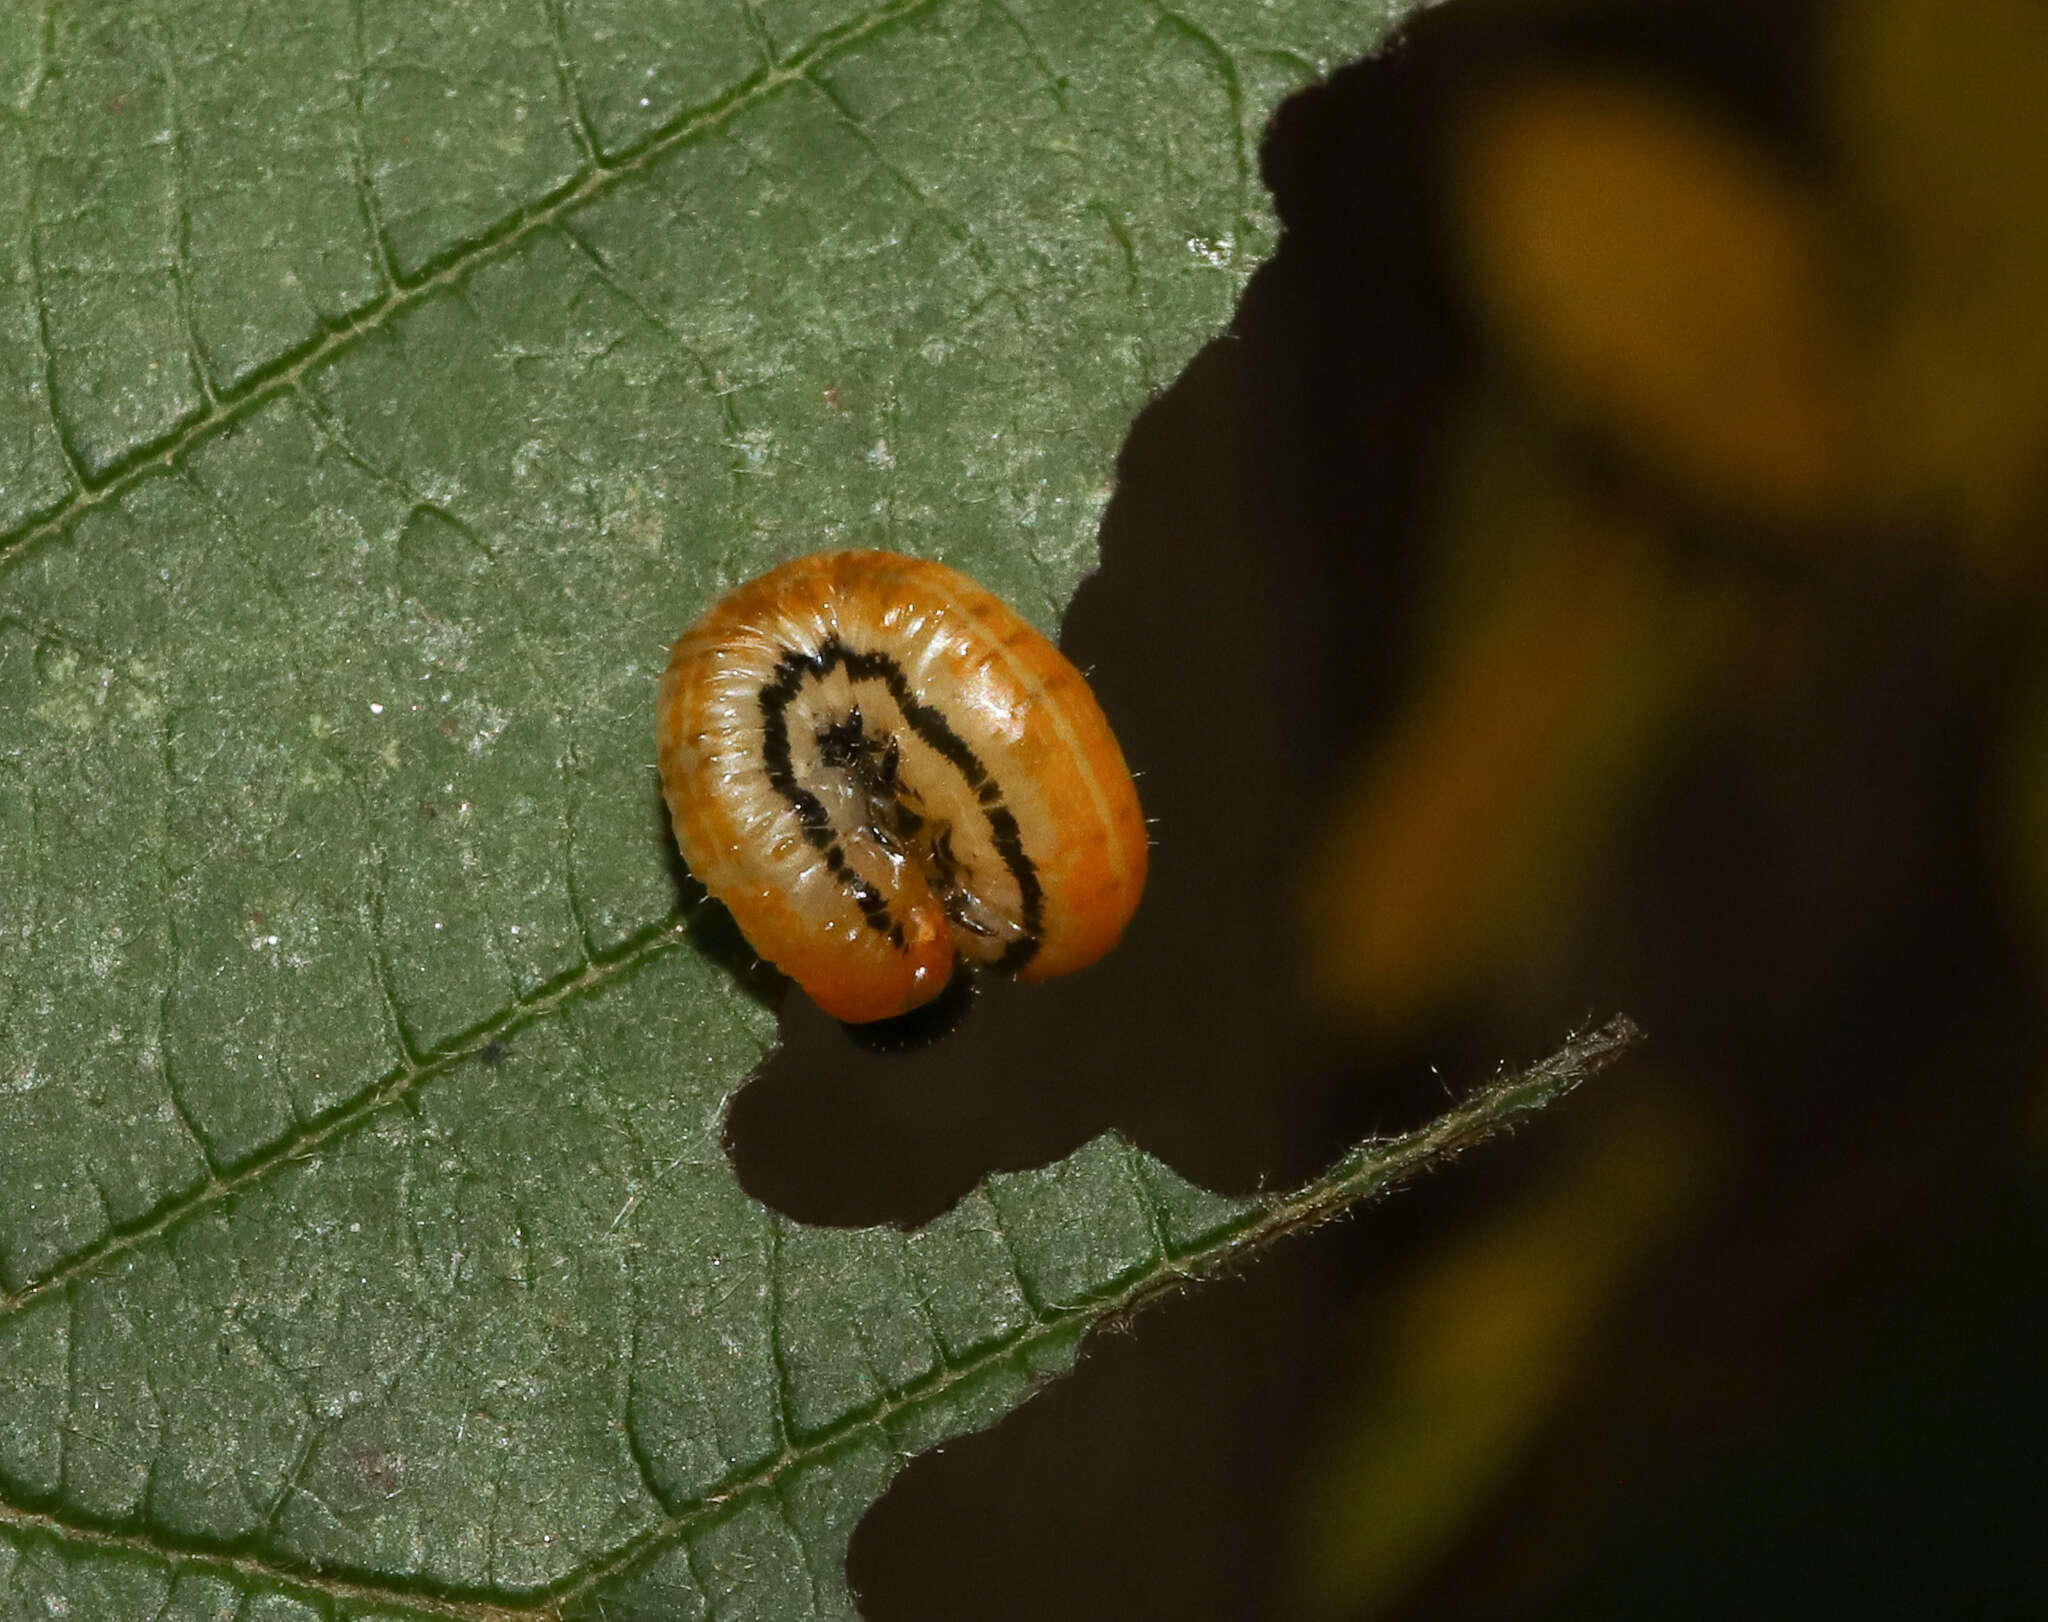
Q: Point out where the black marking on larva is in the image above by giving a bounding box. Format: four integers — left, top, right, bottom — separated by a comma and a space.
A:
982, 804, 1043, 972
928, 827, 960, 889
759, 699, 840, 849
816, 706, 909, 810
924, 828, 990, 943
815, 707, 867, 770
822, 836, 891, 932
757, 636, 1043, 970
761, 676, 898, 939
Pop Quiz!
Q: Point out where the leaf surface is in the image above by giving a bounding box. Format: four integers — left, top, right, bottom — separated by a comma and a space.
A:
0, 1, 1574, 1615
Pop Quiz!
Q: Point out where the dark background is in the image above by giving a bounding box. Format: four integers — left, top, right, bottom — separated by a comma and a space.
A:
728, 0, 2048, 1615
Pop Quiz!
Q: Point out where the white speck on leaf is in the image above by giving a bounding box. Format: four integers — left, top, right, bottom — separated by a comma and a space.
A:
733, 426, 776, 469
468, 709, 510, 755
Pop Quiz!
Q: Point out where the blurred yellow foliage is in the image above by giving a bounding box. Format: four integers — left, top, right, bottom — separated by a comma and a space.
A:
1290, 1080, 1721, 1619
1285, 6, 2048, 1614
1832, 0, 2048, 550
1447, 74, 1857, 525
1302, 413, 1730, 1041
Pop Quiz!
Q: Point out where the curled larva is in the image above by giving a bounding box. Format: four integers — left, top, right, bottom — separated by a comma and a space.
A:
655, 550, 1148, 1023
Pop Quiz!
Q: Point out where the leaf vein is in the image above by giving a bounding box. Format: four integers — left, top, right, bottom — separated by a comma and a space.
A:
0, 0, 947, 579
0, 917, 694, 1323
156, 18, 222, 409
19, 153, 89, 497
0, 1016, 1637, 1618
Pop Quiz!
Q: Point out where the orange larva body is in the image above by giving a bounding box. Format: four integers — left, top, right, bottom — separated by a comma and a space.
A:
655, 550, 1147, 1023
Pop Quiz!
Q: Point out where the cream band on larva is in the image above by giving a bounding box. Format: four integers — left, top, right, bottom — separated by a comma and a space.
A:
655, 550, 1148, 1023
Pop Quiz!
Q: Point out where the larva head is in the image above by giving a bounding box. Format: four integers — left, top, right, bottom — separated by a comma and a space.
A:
760, 892, 956, 1024
656, 550, 1147, 1022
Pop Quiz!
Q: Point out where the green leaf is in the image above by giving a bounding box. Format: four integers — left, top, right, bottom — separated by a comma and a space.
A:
0, 0, 1615, 1615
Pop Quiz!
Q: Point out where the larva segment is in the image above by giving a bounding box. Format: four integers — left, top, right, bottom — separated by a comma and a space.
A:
655, 550, 1147, 1022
